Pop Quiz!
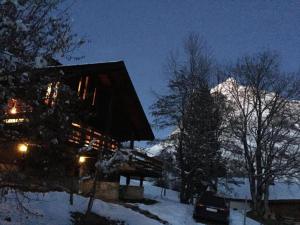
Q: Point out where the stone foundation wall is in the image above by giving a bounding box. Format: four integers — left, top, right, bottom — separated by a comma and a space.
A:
79, 180, 119, 201
119, 185, 144, 200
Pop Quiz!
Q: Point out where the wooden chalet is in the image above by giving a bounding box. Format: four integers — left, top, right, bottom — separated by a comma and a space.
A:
0, 61, 162, 200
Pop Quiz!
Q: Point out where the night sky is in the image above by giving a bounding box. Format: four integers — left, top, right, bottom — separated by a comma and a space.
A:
63, 0, 300, 144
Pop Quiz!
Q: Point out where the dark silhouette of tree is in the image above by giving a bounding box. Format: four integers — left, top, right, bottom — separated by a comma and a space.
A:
0, 0, 85, 181
151, 33, 225, 203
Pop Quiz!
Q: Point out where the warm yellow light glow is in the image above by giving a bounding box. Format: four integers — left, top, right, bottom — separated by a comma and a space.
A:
79, 156, 86, 164
82, 76, 89, 100
10, 107, 17, 114
18, 143, 28, 153
45, 82, 60, 105
72, 123, 81, 128
77, 77, 82, 94
45, 84, 52, 99
52, 82, 60, 99
4, 118, 25, 124
92, 88, 97, 105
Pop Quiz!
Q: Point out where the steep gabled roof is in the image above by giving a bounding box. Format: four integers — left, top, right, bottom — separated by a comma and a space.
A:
34, 61, 154, 141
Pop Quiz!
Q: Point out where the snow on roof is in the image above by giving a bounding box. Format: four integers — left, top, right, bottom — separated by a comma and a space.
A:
218, 177, 300, 201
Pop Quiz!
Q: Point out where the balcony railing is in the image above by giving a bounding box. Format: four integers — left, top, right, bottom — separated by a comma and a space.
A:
69, 122, 118, 151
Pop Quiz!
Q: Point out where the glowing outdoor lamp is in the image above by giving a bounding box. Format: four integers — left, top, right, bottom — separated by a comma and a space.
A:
18, 143, 28, 153
79, 156, 87, 164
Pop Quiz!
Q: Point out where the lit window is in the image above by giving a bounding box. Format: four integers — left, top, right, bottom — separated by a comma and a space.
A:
77, 77, 82, 94
6, 98, 30, 115
52, 82, 59, 99
72, 122, 81, 128
10, 107, 17, 114
92, 88, 97, 105
3, 118, 26, 124
8, 99, 18, 115
45, 85, 52, 100
45, 82, 60, 105
82, 76, 89, 100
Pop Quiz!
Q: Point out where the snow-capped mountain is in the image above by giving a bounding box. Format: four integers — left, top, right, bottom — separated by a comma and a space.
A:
146, 78, 300, 157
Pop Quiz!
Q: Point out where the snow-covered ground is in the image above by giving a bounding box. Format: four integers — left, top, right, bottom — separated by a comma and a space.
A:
218, 177, 300, 201
0, 178, 260, 225
121, 177, 260, 225
0, 190, 161, 225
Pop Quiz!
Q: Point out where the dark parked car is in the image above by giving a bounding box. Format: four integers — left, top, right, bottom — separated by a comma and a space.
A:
193, 191, 230, 224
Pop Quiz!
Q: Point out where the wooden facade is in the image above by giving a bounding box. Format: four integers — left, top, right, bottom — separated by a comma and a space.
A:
0, 61, 162, 186
34, 61, 154, 142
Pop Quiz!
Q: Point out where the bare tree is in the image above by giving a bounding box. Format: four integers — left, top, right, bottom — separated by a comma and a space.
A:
219, 51, 300, 217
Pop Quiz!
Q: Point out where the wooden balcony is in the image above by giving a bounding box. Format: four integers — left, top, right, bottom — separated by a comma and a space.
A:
69, 122, 118, 151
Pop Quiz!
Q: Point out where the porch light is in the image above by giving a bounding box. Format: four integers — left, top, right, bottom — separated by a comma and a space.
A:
79, 156, 87, 164
18, 143, 28, 153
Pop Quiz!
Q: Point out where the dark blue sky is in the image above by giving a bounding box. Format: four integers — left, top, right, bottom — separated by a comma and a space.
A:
64, 0, 300, 143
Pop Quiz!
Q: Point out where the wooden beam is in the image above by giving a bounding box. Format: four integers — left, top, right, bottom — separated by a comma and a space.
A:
130, 140, 134, 149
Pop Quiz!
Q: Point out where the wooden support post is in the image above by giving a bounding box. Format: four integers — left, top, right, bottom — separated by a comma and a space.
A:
130, 140, 134, 149
126, 176, 130, 186
140, 177, 144, 187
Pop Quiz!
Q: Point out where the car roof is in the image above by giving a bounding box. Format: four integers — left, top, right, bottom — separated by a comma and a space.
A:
199, 191, 227, 207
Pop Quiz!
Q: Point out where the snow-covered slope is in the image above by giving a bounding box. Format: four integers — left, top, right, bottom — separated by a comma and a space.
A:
121, 177, 260, 225
146, 141, 175, 156
121, 177, 197, 225
0, 178, 260, 225
0, 191, 161, 225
